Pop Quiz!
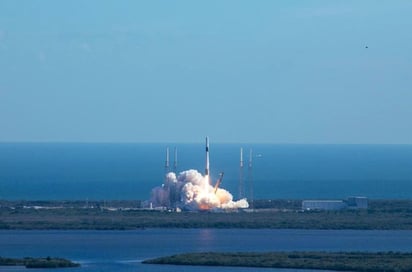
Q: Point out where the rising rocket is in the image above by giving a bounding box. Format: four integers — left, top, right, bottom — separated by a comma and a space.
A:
205, 136, 210, 176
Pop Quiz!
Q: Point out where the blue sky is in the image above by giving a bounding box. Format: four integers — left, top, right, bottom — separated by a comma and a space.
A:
0, 1, 411, 143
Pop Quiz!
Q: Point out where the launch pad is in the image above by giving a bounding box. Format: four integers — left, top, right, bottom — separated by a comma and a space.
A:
149, 137, 249, 211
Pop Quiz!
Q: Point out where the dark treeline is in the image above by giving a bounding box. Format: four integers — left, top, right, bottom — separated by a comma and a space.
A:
0, 256, 79, 268
143, 251, 412, 272
1, 199, 412, 230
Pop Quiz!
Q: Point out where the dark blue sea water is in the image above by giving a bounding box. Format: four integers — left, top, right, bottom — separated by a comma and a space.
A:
1, 143, 412, 200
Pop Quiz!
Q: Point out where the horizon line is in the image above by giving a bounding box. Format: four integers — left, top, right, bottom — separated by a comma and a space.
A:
1, 141, 412, 146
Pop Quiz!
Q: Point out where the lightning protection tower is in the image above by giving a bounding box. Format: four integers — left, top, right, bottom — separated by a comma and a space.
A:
239, 147, 244, 199
247, 148, 254, 210
173, 147, 178, 173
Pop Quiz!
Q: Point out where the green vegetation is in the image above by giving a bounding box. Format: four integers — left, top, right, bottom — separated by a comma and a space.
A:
143, 251, 412, 272
1, 199, 412, 230
0, 256, 80, 268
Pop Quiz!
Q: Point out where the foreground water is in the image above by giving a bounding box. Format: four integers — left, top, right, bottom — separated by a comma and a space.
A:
1, 229, 412, 272
1, 143, 412, 200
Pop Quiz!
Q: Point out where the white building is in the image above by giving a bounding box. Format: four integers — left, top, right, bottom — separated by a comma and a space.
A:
302, 197, 368, 211
302, 200, 347, 211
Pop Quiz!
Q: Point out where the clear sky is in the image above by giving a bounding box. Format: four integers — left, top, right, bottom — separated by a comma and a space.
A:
0, 1, 411, 143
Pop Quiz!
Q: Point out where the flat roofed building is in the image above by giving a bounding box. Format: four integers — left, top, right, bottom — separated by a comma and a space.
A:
302, 200, 347, 211
347, 196, 368, 209
302, 197, 368, 211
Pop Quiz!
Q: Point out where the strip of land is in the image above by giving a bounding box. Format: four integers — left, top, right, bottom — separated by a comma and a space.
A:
1, 199, 412, 230
0, 256, 79, 269
143, 251, 412, 272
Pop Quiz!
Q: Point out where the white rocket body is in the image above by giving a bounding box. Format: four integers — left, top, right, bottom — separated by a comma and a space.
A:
205, 136, 210, 176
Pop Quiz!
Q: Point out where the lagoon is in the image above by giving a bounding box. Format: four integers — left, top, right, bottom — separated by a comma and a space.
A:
1, 229, 412, 272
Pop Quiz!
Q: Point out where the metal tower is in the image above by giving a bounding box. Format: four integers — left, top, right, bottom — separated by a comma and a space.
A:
248, 148, 254, 209
239, 147, 244, 199
173, 147, 178, 173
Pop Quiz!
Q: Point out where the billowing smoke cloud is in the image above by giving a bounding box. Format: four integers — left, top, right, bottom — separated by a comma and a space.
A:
149, 169, 249, 211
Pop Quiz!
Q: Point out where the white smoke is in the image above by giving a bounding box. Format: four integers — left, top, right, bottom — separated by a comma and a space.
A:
149, 169, 249, 211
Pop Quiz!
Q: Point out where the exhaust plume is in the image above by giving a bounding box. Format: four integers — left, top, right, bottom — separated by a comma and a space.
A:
149, 169, 249, 211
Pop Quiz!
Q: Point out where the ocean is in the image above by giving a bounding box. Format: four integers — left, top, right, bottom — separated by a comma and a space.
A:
1, 143, 412, 200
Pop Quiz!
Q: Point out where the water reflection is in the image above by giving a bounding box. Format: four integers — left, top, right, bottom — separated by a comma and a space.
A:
1, 229, 412, 272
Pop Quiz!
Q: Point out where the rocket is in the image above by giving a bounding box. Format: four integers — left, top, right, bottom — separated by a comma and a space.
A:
205, 136, 210, 176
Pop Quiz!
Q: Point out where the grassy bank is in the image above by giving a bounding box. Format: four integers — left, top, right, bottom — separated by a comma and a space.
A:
1, 199, 412, 230
0, 256, 80, 268
143, 251, 412, 272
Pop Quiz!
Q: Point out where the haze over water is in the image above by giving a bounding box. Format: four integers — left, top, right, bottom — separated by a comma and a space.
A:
1, 143, 411, 200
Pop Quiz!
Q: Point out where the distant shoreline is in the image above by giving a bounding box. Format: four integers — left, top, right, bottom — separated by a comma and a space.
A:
0, 256, 79, 269
1, 199, 412, 230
